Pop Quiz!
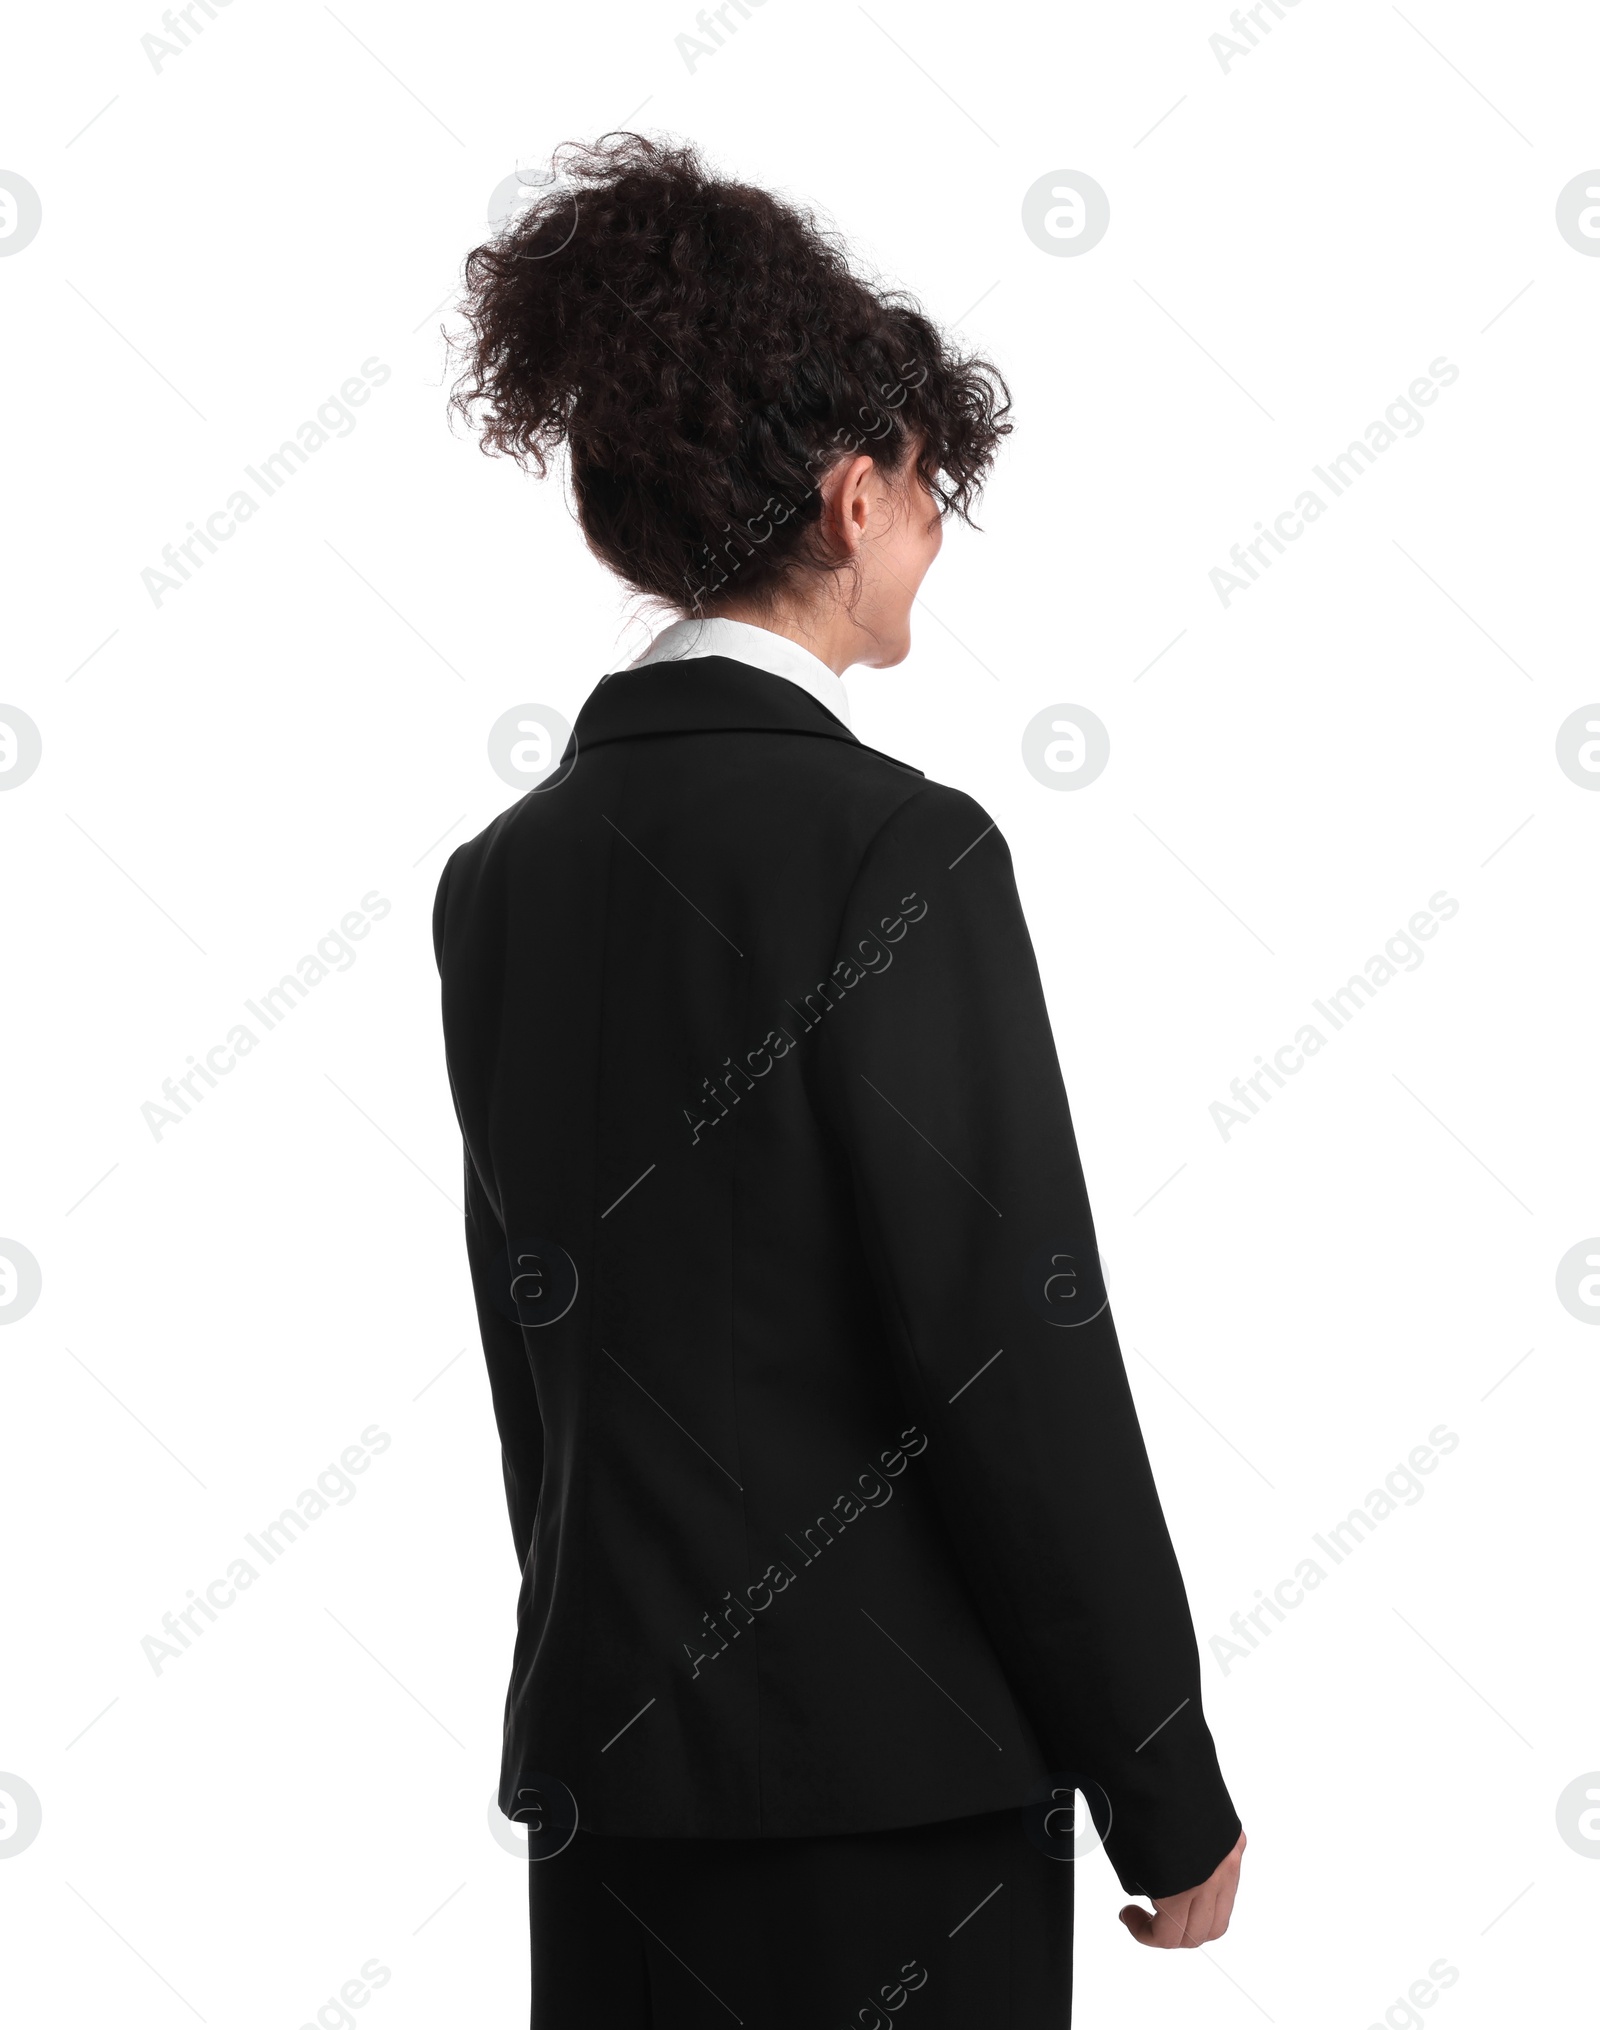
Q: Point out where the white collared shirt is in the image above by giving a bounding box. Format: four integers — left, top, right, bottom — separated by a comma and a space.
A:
625, 614, 852, 730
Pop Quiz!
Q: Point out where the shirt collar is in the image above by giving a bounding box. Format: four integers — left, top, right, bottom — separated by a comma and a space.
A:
570, 655, 926, 783
626, 615, 852, 730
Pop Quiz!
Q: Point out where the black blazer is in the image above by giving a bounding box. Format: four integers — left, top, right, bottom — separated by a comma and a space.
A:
433, 655, 1239, 1898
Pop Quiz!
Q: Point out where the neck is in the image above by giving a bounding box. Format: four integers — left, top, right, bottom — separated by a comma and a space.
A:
700, 591, 878, 677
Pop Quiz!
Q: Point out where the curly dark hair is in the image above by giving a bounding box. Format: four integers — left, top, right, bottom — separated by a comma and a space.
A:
448, 132, 1012, 614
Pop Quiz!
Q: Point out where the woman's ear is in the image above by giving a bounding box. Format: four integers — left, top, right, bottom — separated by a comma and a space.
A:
818, 453, 881, 555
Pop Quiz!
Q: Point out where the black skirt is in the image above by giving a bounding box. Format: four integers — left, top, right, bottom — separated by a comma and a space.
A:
529, 1805, 1074, 2027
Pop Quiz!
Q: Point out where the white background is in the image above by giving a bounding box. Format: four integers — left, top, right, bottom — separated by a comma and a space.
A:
2, 0, 1596, 2024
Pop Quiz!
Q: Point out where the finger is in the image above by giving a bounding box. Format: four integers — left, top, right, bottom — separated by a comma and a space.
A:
1209, 1862, 1241, 1939
1119, 1902, 1188, 1948
1173, 1885, 1215, 1948
1144, 1897, 1193, 1949
1205, 1830, 1246, 1940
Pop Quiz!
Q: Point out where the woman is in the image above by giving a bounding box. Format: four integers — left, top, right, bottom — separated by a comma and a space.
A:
434, 132, 1243, 2027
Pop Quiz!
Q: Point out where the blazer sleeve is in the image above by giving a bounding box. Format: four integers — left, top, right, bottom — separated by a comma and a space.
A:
815, 782, 1240, 1900
434, 854, 545, 1574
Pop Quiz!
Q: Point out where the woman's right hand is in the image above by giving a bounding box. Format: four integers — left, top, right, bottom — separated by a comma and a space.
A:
1118, 1828, 1246, 1949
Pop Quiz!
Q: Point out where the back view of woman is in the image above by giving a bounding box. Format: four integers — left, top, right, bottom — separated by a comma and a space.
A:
434, 131, 1242, 2028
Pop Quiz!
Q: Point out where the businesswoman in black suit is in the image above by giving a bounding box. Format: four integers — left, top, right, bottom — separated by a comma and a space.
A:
434, 132, 1244, 2027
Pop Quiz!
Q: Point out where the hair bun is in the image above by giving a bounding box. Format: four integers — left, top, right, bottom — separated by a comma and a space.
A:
449, 131, 1010, 613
